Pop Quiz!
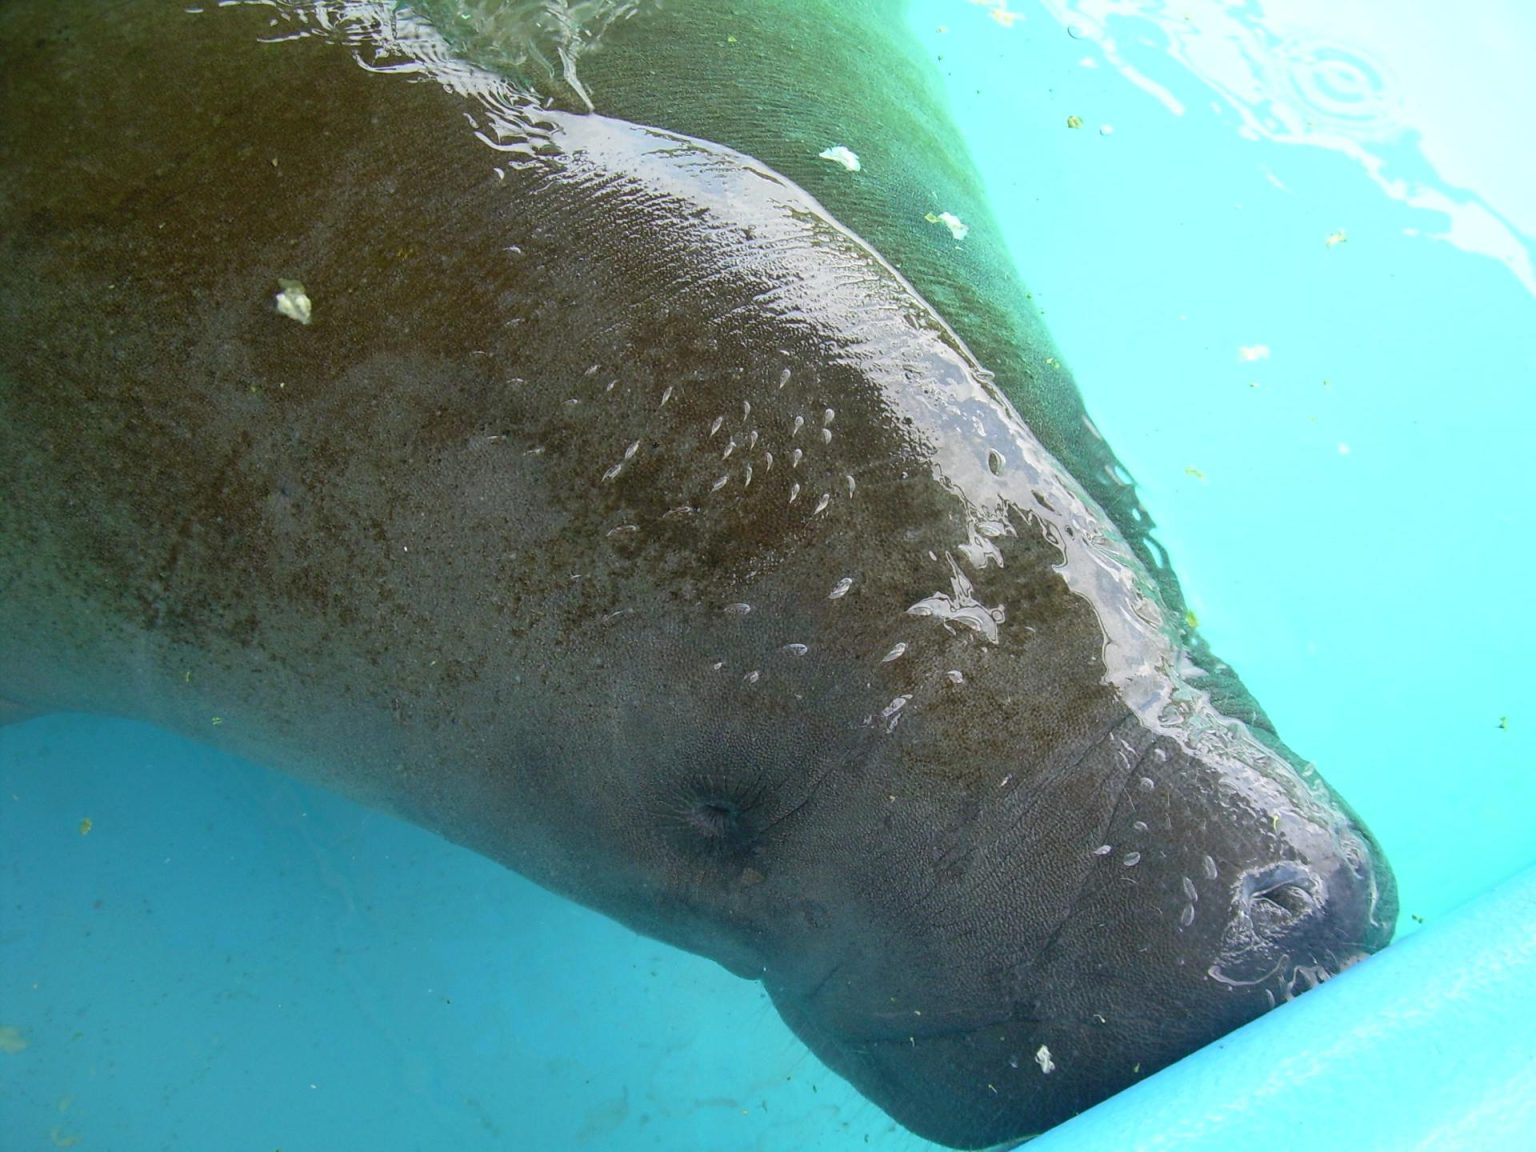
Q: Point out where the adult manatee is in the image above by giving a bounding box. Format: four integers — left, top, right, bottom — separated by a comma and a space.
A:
0, 1, 1395, 1146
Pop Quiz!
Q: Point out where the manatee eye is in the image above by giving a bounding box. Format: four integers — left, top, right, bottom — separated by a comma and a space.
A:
688, 798, 742, 840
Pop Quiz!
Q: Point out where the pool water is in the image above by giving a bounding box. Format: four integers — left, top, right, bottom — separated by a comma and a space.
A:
2, 2, 1533, 1149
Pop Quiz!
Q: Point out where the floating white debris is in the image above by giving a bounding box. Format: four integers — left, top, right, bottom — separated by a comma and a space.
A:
274, 278, 311, 325
925, 211, 969, 240
1035, 1045, 1056, 1074
818, 145, 861, 172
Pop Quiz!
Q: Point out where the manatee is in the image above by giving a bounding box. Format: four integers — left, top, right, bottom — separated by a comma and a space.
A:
0, 1, 1395, 1146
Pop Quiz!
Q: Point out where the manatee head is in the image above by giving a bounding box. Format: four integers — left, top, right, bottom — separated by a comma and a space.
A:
446, 109, 1398, 1142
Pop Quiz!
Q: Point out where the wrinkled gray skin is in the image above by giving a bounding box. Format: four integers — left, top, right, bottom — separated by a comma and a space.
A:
0, 3, 1395, 1147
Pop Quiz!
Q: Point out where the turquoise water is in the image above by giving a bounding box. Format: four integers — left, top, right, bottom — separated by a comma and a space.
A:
3, 2, 1533, 1150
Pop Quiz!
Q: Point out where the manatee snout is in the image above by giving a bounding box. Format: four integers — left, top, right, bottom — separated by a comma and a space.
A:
749, 723, 1396, 1150
1215, 817, 1395, 995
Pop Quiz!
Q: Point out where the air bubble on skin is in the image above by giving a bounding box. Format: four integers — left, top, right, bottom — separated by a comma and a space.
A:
743, 670, 760, 686
792, 415, 805, 437
1180, 904, 1196, 928
1150, 746, 1169, 763
602, 461, 625, 482
1182, 876, 1199, 902
721, 439, 736, 460
945, 669, 965, 684
723, 603, 752, 615
790, 448, 804, 468
747, 430, 759, 449
584, 364, 600, 378
821, 428, 832, 444
829, 577, 854, 599
822, 408, 835, 426
1132, 820, 1148, 834
782, 643, 809, 656
881, 695, 911, 731
711, 661, 726, 671
778, 367, 792, 389
743, 463, 753, 487
605, 379, 617, 393
663, 505, 696, 520
1093, 844, 1113, 857
711, 474, 729, 492
763, 451, 775, 471
606, 524, 639, 538
987, 448, 1006, 477
624, 441, 639, 461
845, 474, 856, 497
881, 642, 908, 663
1203, 854, 1219, 880
1138, 776, 1156, 792
710, 415, 724, 436
813, 493, 830, 514
789, 482, 801, 504
660, 384, 673, 407
1123, 852, 1142, 867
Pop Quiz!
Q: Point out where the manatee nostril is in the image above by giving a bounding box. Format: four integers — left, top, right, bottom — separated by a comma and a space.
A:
1239, 861, 1320, 930
1252, 881, 1313, 920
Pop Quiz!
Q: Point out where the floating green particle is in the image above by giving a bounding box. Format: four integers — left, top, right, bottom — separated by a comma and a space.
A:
1066, 115, 1083, 129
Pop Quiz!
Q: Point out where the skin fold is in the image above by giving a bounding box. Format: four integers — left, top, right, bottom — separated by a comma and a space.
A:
0, 2, 1395, 1146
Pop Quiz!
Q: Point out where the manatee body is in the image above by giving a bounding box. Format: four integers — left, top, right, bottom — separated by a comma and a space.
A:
0, 2, 1395, 1147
